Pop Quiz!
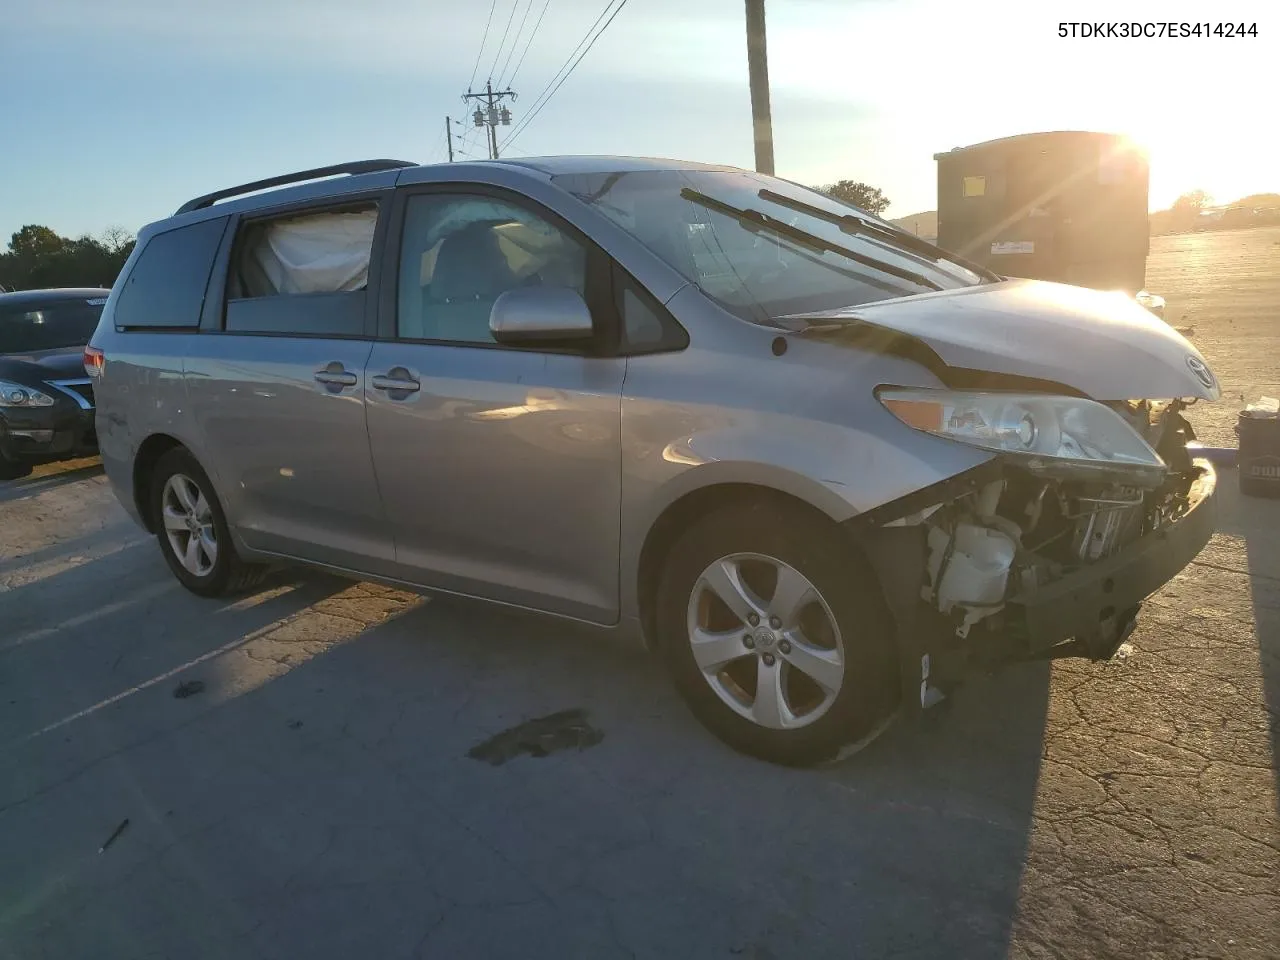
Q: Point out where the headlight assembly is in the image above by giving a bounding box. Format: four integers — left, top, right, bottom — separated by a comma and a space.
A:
878, 388, 1167, 482
0, 379, 56, 408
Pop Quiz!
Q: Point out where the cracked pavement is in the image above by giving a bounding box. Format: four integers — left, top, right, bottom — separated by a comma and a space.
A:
1, 459, 1275, 960
2, 230, 1278, 959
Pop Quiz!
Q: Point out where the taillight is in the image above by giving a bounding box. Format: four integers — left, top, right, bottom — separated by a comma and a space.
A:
84, 345, 105, 378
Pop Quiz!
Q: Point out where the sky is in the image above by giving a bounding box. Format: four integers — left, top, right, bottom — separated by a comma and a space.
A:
1, 0, 1276, 242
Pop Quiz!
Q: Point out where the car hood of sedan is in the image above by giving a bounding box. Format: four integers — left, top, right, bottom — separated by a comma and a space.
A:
783, 278, 1220, 402
0, 346, 87, 384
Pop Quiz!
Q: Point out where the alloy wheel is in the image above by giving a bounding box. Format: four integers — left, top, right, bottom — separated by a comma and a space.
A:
161, 473, 218, 577
685, 552, 845, 730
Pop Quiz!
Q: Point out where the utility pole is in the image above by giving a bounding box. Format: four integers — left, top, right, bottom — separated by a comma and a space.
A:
463, 80, 517, 159
445, 116, 455, 162
744, 0, 775, 175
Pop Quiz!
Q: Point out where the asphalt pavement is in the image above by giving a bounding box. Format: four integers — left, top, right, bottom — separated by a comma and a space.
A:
1, 459, 1277, 960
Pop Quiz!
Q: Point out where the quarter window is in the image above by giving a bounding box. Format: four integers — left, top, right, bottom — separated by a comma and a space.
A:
396, 194, 588, 344
114, 217, 227, 329
614, 269, 688, 354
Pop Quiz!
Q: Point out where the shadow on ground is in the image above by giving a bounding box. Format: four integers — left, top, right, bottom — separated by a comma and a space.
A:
1219, 471, 1280, 810
0, 536, 1053, 960
4, 461, 1276, 959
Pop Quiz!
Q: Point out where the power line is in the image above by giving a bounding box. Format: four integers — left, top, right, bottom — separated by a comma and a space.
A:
505, 0, 553, 88
429, 128, 449, 164
454, 125, 488, 159
499, 0, 620, 151
467, 0, 499, 93
511, 0, 616, 123
487, 0, 522, 83
501, 0, 629, 151
496, 0, 535, 86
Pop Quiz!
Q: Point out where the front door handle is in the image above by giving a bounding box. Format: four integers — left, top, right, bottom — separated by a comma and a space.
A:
315, 362, 357, 388
315, 371, 358, 387
371, 370, 421, 393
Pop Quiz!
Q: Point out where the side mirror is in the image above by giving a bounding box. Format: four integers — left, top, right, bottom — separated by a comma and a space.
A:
489, 287, 594, 345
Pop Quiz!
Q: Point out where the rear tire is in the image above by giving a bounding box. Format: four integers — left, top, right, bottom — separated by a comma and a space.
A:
150, 448, 267, 598
655, 500, 900, 767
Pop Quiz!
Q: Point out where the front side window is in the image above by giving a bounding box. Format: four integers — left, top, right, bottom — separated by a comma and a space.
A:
552, 169, 986, 324
0, 300, 104, 353
396, 194, 587, 344
224, 202, 379, 336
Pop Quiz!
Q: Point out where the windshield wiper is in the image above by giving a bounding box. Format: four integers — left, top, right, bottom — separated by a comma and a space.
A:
679, 188, 944, 292
756, 188, 1000, 281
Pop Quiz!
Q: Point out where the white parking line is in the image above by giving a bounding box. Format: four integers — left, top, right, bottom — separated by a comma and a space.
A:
0, 578, 175, 652
9, 611, 309, 747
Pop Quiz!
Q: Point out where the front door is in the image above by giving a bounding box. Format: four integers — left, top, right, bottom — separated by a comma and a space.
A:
185, 196, 396, 575
364, 188, 625, 622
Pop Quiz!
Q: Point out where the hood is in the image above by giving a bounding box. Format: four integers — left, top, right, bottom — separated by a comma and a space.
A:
0, 346, 87, 384
787, 279, 1220, 402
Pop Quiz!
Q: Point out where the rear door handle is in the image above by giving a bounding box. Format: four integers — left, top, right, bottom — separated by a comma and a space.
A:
371, 371, 421, 393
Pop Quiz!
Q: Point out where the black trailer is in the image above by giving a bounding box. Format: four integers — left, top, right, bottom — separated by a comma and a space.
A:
935, 131, 1151, 295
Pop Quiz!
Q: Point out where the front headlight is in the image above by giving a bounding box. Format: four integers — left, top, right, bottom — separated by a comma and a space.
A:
0, 379, 56, 408
878, 388, 1166, 482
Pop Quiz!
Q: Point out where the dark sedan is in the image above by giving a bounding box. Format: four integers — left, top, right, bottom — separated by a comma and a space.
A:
0, 288, 108, 480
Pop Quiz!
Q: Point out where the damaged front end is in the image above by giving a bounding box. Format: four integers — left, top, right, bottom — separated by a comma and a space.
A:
852, 396, 1217, 712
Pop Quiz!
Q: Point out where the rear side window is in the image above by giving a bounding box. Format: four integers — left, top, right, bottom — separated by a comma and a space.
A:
0, 300, 104, 353
224, 202, 378, 337
114, 218, 227, 329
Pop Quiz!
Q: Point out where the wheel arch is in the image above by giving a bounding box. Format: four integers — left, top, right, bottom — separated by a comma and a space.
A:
131, 433, 188, 533
633, 472, 858, 653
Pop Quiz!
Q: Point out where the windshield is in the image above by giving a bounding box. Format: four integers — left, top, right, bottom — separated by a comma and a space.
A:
552, 169, 987, 322
0, 300, 104, 354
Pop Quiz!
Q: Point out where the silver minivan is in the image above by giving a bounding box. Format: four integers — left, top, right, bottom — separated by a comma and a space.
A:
89, 157, 1219, 766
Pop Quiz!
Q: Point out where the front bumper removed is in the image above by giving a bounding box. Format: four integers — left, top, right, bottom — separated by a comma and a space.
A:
1004, 460, 1217, 659
863, 460, 1219, 712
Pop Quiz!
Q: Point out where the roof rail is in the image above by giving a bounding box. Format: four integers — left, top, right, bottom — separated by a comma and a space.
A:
175, 159, 418, 215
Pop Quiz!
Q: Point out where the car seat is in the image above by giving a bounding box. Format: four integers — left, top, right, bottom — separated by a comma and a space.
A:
421, 221, 519, 342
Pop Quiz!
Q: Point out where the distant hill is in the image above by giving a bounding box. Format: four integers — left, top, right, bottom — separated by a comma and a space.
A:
1231, 193, 1280, 209
1150, 193, 1280, 235
890, 210, 937, 240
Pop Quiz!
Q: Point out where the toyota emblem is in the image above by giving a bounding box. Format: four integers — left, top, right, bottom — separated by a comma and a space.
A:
1186, 355, 1215, 390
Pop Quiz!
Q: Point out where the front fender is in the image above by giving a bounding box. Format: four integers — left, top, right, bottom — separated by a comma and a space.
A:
618, 399, 994, 621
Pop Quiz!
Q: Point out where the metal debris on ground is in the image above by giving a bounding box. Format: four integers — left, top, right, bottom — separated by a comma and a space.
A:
172, 679, 205, 699
467, 708, 604, 766
98, 818, 129, 853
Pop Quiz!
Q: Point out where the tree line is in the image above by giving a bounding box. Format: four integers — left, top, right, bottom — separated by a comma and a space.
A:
1150, 191, 1280, 236
0, 225, 135, 293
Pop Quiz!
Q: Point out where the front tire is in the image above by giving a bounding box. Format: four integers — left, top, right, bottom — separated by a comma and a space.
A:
150, 448, 267, 597
655, 501, 900, 767
0, 451, 33, 482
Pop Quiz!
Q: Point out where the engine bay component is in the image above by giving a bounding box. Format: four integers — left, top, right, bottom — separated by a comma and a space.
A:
924, 520, 1017, 637
903, 398, 1208, 655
